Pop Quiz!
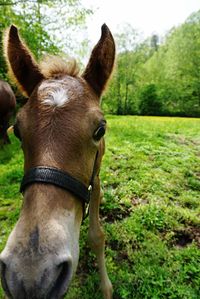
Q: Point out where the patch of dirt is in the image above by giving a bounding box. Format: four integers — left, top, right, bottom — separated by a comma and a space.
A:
101, 196, 147, 223
166, 227, 200, 248
116, 250, 129, 262
108, 182, 119, 189
183, 201, 199, 209
131, 197, 148, 206
166, 134, 200, 146
109, 239, 134, 267
101, 204, 132, 223
174, 230, 193, 247
109, 239, 124, 251
195, 172, 200, 179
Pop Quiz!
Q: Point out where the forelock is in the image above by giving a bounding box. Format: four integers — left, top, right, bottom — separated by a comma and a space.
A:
40, 55, 80, 79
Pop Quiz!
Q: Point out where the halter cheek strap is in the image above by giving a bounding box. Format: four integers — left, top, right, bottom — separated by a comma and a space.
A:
20, 152, 99, 218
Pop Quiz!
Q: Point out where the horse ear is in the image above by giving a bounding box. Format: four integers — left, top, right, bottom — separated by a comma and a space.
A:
82, 24, 115, 97
4, 25, 44, 97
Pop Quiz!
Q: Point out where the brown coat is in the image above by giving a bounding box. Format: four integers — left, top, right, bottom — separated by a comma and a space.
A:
0, 79, 16, 145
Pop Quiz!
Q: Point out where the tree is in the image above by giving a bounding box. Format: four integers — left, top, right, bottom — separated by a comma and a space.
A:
102, 24, 148, 115
150, 34, 159, 52
161, 10, 200, 116
0, 0, 93, 80
136, 10, 200, 116
139, 84, 162, 115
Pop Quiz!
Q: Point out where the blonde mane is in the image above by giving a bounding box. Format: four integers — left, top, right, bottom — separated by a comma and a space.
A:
40, 55, 80, 79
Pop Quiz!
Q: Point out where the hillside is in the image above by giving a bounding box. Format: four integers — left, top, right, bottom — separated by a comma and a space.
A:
0, 116, 200, 299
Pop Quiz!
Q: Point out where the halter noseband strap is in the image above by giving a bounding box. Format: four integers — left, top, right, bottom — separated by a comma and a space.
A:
20, 166, 91, 202
20, 152, 99, 217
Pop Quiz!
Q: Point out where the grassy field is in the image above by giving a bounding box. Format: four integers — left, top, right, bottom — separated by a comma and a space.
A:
0, 116, 200, 299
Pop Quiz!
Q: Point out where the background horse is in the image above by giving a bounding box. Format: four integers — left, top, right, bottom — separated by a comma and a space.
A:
0, 24, 115, 299
0, 79, 16, 145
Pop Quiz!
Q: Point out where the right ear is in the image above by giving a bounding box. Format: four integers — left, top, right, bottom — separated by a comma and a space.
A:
82, 24, 115, 97
3, 25, 44, 97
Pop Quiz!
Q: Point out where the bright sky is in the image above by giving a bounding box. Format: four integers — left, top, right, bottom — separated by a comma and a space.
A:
82, 0, 200, 42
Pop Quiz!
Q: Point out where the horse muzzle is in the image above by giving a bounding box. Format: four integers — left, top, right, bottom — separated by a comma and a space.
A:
0, 253, 73, 299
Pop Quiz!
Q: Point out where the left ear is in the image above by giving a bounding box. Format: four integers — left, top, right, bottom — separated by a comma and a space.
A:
82, 24, 115, 97
3, 25, 44, 97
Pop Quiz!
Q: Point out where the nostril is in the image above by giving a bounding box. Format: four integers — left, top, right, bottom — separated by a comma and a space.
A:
48, 260, 73, 299
0, 260, 13, 298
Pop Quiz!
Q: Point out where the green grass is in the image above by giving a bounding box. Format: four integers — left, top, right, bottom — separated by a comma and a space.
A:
0, 116, 200, 299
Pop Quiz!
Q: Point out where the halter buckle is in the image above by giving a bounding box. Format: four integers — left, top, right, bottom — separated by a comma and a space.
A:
88, 185, 92, 191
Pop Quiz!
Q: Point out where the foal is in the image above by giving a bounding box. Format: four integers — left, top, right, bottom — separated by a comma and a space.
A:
0, 24, 115, 299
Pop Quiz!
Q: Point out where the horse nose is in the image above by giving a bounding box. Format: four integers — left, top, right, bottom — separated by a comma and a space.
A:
0, 257, 73, 299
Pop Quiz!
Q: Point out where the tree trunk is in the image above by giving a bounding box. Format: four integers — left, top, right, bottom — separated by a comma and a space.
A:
116, 76, 122, 115
124, 82, 129, 114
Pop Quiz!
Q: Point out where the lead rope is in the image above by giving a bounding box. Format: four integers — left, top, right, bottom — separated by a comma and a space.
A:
83, 151, 99, 220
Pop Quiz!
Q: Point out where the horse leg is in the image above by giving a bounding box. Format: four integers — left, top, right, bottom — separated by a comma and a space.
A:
88, 177, 113, 299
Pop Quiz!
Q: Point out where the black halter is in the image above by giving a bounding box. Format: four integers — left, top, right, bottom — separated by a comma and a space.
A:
20, 152, 98, 217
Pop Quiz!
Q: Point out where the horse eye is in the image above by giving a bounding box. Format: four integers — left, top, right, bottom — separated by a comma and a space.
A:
13, 123, 21, 141
93, 125, 106, 141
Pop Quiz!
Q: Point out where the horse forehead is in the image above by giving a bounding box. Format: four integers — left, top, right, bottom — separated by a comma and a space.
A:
38, 77, 84, 107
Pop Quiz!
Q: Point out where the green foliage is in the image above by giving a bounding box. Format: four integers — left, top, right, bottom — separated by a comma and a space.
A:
157, 13, 200, 117
104, 10, 200, 117
0, 0, 92, 80
0, 116, 200, 298
139, 84, 162, 115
